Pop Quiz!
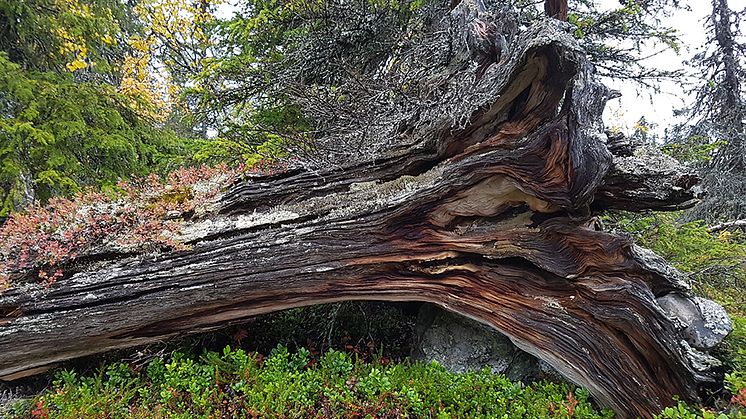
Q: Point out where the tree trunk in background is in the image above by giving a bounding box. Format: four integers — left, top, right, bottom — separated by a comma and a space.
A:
0, 19, 730, 419
545, 0, 568, 21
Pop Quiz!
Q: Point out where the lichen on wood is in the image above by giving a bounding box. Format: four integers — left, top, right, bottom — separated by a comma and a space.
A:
0, 4, 732, 419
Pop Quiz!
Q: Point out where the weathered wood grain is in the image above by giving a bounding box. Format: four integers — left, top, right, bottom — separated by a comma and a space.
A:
0, 17, 726, 419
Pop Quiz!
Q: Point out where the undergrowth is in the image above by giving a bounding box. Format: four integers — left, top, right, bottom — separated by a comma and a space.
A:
7, 343, 745, 418
0, 161, 286, 290
606, 211, 746, 418
6, 346, 613, 419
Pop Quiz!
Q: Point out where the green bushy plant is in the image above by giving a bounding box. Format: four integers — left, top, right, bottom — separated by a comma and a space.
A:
10, 346, 615, 418
724, 316, 746, 411
605, 211, 746, 313
656, 401, 734, 419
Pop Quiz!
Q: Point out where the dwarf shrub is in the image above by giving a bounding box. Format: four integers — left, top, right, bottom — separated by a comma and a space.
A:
9, 346, 615, 419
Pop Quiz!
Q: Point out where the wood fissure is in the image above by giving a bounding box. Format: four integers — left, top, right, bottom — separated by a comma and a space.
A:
0, 18, 727, 419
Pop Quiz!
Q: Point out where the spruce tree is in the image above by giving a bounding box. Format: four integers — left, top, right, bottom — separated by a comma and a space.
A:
674, 0, 746, 222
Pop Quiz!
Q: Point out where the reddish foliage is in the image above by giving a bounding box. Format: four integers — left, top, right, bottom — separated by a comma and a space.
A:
30, 398, 49, 419
248, 159, 288, 176
0, 161, 287, 289
231, 328, 250, 345
566, 391, 578, 416
733, 388, 746, 408
548, 392, 578, 417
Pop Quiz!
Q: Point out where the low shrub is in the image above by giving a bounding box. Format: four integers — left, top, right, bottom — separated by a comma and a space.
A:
8, 346, 614, 418
724, 316, 746, 407
656, 401, 738, 419
0, 161, 287, 290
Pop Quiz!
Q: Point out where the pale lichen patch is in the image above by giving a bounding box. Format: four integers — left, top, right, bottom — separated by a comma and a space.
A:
178, 210, 301, 242
348, 180, 379, 191
291, 167, 445, 221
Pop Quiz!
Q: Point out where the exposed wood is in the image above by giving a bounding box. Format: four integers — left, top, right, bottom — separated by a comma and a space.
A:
708, 219, 746, 232
0, 15, 728, 419
545, 0, 568, 21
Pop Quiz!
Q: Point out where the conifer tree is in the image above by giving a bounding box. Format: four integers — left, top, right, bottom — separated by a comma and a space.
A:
0, 54, 189, 216
673, 0, 746, 222
0, 0, 195, 215
504, 0, 686, 84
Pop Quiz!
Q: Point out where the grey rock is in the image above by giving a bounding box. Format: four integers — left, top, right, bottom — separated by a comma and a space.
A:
681, 340, 723, 379
692, 297, 733, 347
657, 293, 732, 350
412, 304, 561, 382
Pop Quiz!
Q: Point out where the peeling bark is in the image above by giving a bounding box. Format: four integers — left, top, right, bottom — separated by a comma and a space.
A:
0, 19, 729, 419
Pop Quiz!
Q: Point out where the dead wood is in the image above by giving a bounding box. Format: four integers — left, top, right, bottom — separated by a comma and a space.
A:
0, 14, 729, 419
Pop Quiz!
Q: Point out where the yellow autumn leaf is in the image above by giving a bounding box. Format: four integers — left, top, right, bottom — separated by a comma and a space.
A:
66, 58, 88, 72
130, 38, 150, 52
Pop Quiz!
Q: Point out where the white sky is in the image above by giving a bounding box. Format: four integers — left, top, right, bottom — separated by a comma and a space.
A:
600, 0, 746, 136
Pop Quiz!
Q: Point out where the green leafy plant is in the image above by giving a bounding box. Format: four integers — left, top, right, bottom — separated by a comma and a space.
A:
724, 316, 746, 408
9, 346, 616, 418
656, 401, 731, 419
605, 211, 746, 310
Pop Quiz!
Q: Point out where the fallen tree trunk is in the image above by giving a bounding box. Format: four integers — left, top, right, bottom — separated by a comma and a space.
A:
0, 14, 729, 419
709, 219, 746, 232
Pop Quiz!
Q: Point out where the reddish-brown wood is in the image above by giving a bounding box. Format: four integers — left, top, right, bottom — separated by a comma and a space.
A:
545, 0, 568, 20
0, 14, 725, 419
